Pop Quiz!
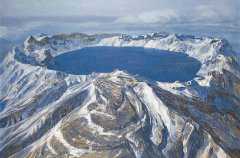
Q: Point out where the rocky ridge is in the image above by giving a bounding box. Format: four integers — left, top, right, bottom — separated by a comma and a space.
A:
0, 32, 240, 158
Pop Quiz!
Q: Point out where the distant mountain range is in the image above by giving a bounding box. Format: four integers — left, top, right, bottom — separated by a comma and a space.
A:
0, 38, 12, 62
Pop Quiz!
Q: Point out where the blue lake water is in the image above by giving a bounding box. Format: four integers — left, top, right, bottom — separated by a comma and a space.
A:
48, 47, 201, 82
0, 100, 5, 112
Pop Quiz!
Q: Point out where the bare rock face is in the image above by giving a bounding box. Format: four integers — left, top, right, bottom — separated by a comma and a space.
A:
0, 33, 240, 158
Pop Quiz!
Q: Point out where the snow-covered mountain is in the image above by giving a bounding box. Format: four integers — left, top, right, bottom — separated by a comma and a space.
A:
0, 38, 13, 62
0, 32, 240, 158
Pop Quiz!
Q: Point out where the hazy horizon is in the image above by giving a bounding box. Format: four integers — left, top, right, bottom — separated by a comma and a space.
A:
0, 0, 239, 51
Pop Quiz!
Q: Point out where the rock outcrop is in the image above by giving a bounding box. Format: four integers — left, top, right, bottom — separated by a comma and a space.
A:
0, 32, 240, 158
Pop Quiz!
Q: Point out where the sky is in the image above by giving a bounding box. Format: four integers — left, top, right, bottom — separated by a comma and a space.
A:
1, 0, 239, 23
0, 0, 239, 43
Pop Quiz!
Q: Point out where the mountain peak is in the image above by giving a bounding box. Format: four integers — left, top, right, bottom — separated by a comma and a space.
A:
1, 32, 240, 158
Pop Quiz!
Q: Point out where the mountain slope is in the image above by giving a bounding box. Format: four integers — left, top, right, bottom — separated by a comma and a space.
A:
0, 33, 240, 158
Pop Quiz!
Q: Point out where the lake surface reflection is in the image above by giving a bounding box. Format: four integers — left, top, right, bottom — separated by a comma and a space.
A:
48, 47, 201, 82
